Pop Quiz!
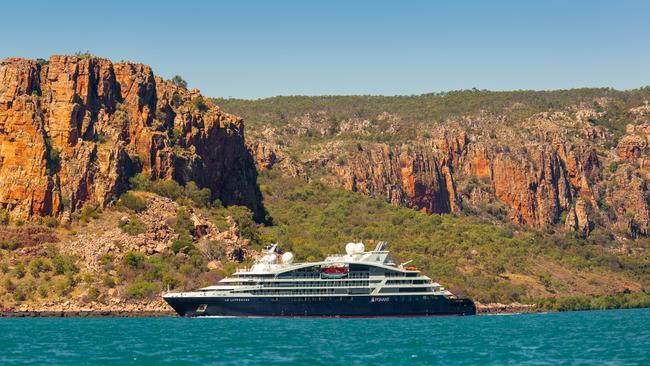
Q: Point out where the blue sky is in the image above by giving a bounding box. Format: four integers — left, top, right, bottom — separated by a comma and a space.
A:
1, 0, 648, 98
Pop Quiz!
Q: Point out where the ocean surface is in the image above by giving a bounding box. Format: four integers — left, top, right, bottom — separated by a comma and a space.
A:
0, 308, 648, 365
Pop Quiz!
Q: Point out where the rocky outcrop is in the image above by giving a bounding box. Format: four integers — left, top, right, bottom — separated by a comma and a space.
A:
565, 199, 592, 237
248, 108, 620, 233
0, 56, 265, 222
326, 142, 460, 214
62, 195, 252, 272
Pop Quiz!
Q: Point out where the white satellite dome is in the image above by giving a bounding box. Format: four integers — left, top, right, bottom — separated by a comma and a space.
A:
282, 252, 294, 264
345, 242, 356, 255
354, 242, 365, 254
268, 253, 277, 264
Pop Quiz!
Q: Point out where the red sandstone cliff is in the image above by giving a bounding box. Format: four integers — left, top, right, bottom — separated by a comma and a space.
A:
0, 56, 265, 222
245, 105, 650, 237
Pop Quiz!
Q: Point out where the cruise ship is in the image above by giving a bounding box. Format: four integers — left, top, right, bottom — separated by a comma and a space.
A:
163, 242, 476, 317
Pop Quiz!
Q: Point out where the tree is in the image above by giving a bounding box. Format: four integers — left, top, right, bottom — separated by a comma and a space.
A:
171, 75, 188, 89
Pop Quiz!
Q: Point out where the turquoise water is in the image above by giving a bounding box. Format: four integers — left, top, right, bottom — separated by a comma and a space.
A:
0, 309, 648, 365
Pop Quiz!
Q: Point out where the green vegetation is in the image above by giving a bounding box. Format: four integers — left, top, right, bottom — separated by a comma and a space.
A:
257, 171, 650, 303
43, 137, 61, 176
118, 216, 146, 236
42, 216, 58, 228
129, 173, 152, 191
171, 75, 188, 89
152, 180, 184, 200
78, 203, 101, 223
0, 238, 20, 250
74, 51, 93, 58
0, 209, 10, 225
213, 88, 650, 170
191, 96, 209, 112
123, 251, 145, 269
118, 192, 147, 213
538, 291, 650, 312
183, 181, 211, 208
127, 279, 159, 299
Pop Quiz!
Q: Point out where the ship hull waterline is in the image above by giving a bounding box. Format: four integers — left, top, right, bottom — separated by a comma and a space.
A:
163, 295, 476, 317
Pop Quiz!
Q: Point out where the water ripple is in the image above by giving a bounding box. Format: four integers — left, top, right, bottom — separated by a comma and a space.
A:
0, 309, 648, 365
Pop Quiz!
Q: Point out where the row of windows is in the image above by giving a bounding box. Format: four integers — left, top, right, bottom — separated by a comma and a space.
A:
248, 289, 337, 295
249, 295, 439, 302
260, 281, 370, 288
385, 279, 428, 285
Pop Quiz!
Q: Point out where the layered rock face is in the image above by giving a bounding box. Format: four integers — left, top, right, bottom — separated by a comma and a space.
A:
0, 56, 265, 222
244, 102, 650, 237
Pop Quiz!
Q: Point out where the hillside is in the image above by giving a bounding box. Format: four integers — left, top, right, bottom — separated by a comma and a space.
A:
215, 89, 650, 239
0, 56, 649, 312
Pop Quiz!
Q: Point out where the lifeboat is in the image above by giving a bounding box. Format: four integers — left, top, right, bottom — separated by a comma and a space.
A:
321, 264, 349, 278
404, 266, 418, 271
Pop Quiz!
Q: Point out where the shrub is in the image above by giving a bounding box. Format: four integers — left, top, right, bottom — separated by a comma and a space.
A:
144, 256, 166, 281
118, 216, 146, 236
55, 274, 77, 296
102, 275, 116, 288
0, 238, 20, 250
37, 285, 48, 298
171, 238, 194, 254
191, 96, 209, 112
162, 274, 180, 290
0, 209, 9, 225
172, 92, 183, 107
119, 192, 147, 213
99, 253, 114, 269
51, 254, 79, 275
14, 262, 25, 278
123, 251, 145, 269
79, 203, 101, 223
0, 261, 8, 273
44, 137, 61, 175
174, 207, 194, 235
171, 75, 188, 89
129, 173, 152, 191
152, 180, 184, 200
179, 263, 198, 276
3, 278, 15, 291
127, 279, 159, 299
88, 286, 101, 301
42, 216, 58, 228
74, 51, 93, 58
29, 258, 52, 278
184, 181, 211, 207
197, 240, 227, 261
12, 288, 26, 302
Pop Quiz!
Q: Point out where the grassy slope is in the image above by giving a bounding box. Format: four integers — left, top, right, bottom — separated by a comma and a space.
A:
1, 177, 648, 311
257, 170, 649, 305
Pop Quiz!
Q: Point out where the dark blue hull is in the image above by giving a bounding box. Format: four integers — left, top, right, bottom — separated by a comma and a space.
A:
164, 295, 476, 317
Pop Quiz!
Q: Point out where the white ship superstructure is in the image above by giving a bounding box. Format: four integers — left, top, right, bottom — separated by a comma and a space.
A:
163, 242, 476, 317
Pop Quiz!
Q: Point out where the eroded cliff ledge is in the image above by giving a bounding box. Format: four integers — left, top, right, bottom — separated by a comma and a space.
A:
233, 96, 650, 238
0, 55, 265, 222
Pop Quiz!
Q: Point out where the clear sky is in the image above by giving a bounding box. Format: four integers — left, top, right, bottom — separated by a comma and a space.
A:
1, 0, 648, 99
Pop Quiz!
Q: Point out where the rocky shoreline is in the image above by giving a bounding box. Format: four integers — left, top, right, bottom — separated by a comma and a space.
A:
475, 302, 540, 315
0, 302, 542, 317
0, 310, 176, 318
